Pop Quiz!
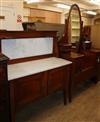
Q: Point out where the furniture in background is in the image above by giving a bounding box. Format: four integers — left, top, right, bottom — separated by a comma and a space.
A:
0, 54, 10, 122
0, 31, 72, 122
91, 24, 100, 49
82, 25, 91, 41
58, 4, 99, 102
90, 49, 100, 81
91, 24, 100, 81
22, 22, 64, 40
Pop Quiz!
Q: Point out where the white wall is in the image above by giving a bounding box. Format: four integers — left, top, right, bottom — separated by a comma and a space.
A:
0, 0, 23, 30
0, 0, 93, 29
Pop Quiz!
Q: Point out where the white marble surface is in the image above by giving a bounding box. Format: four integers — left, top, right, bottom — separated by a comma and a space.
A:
2, 37, 53, 59
8, 57, 72, 81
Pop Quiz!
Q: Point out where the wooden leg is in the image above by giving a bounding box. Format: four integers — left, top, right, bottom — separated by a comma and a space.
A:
68, 64, 73, 103
68, 80, 72, 103
9, 82, 16, 122
68, 89, 72, 103
63, 90, 67, 105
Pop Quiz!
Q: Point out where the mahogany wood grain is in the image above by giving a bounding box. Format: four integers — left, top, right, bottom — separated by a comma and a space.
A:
8, 54, 53, 64
9, 65, 71, 121
0, 31, 57, 39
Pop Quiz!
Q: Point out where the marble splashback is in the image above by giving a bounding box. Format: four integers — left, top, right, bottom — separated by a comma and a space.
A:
1, 37, 53, 59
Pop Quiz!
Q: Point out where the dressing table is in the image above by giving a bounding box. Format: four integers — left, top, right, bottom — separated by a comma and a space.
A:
58, 4, 98, 102
0, 31, 72, 122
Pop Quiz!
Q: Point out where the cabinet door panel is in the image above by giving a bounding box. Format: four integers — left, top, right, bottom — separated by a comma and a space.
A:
48, 67, 68, 94
12, 73, 45, 109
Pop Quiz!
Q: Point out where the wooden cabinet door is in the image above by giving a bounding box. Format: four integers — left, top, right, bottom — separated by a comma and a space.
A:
48, 67, 69, 94
82, 52, 96, 69
10, 73, 46, 110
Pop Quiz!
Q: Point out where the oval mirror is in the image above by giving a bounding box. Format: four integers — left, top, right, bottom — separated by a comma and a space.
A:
69, 5, 81, 43
63, 4, 82, 52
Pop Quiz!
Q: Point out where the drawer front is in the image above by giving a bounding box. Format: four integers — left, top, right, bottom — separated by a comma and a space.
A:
73, 57, 84, 74
10, 73, 45, 109
82, 53, 96, 69
48, 66, 70, 94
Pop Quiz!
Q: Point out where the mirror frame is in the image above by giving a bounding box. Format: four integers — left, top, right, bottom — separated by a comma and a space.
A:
63, 4, 83, 52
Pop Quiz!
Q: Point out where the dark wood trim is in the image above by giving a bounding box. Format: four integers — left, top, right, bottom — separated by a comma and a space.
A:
0, 40, 1, 54
53, 36, 59, 57
0, 55, 10, 122
9, 81, 16, 122
0, 31, 57, 39
8, 54, 53, 64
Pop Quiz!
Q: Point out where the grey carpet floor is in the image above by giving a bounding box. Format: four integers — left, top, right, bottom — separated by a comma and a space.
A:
16, 82, 100, 122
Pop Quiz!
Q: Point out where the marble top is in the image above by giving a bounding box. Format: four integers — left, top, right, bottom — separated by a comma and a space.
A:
8, 57, 72, 81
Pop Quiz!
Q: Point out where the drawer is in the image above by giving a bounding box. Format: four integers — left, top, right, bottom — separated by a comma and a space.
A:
82, 53, 96, 69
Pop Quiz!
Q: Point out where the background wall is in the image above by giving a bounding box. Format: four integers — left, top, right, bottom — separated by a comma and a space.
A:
23, 3, 62, 24
0, 0, 23, 30
0, 0, 94, 30
91, 24, 100, 49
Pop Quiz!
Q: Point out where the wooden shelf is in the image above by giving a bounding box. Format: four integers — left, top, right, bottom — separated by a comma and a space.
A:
23, 16, 45, 22
24, 16, 45, 19
71, 11, 80, 43
71, 20, 80, 22
0, 16, 5, 20
72, 27, 80, 29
